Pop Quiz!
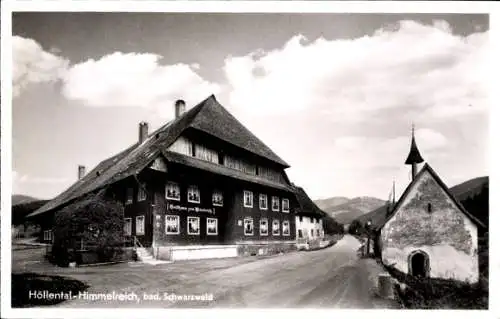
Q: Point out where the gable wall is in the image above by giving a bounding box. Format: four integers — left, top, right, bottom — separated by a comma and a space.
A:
380, 170, 479, 283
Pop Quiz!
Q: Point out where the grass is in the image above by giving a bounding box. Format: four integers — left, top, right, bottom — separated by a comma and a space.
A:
386, 265, 488, 309
11, 273, 89, 308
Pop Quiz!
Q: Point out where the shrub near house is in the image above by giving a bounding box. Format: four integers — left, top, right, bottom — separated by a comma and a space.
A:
50, 190, 126, 266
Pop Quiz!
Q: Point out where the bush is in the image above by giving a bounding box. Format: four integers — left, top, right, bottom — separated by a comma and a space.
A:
51, 189, 125, 266
386, 265, 488, 309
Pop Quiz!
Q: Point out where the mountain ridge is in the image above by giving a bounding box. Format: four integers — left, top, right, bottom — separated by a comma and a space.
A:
314, 196, 385, 224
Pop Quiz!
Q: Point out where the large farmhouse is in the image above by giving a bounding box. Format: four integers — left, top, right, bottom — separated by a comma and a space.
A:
376, 128, 486, 283
28, 95, 299, 260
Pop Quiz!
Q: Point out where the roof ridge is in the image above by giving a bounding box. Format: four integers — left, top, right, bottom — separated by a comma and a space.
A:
28, 95, 225, 218
188, 97, 290, 167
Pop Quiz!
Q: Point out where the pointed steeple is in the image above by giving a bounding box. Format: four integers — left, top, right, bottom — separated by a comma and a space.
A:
405, 124, 424, 180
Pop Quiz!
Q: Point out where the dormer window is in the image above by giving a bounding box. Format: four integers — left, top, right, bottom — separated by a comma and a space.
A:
166, 182, 180, 201
187, 185, 200, 203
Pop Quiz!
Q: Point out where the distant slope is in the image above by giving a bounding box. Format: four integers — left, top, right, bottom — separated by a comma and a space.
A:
313, 196, 385, 224
12, 194, 39, 206
11, 195, 49, 226
355, 176, 489, 229
314, 197, 350, 211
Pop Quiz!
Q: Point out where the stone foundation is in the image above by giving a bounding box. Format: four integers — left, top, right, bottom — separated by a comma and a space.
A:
152, 241, 296, 261
153, 245, 238, 261
236, 241, 297, 257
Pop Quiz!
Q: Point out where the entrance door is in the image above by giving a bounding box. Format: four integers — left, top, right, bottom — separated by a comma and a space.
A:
409, 251, 429, 277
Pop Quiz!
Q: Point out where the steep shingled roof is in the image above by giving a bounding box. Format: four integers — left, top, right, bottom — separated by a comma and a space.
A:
375, 163, 486, 232
293, 186, 327, 218
28, 95, 290, 218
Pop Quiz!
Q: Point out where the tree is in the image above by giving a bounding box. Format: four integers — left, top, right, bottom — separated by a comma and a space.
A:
461, 183, 488, 228
348, 219, 363, 235
51, 189, 124, 266
323, 216, 344, 235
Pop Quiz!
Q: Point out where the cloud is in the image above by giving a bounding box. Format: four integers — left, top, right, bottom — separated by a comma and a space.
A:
223, 20, 489, 120
13, 172, 69, 185
283, 127, 452, 199
334, 128, 448, 167
15, 174, 68, 184
13, 37, 220, 118
62, 52, 220, 117
12, 36, 70, 97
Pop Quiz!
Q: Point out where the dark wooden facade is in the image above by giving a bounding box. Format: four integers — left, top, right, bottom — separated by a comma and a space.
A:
112, 161, 297, 248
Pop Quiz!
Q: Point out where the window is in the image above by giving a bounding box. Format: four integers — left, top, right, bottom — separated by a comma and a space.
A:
260, 218, 268, 236
272, 196, 280, 211
282, 220, 290, 236
282, 198, 290, 213
136, 215, 145, 235
427, 203, 432, 213
165, 215, 180, 235
243, 190, 253, 208
311, 229, 314, 237
259, 194, 268, 210
166, 182, 180, 201
126, 188, 133, 205
137, 185, 147, 202
272, 219, 280, 236
43, 230, 53, 241
168, 136, 193, 156
244, 217, 254, 236
187, 185, 200, 203
207, 218, 218, 235
195, 144, 219, 164
299, 216, 303, 222
316, 229, 320, 237
258, 166, 282, 183
187, 217, 200, 235
298, 229, 303, 238
124, 218, 132, 236
212, 190, 223, 207
224, 155, 257, 175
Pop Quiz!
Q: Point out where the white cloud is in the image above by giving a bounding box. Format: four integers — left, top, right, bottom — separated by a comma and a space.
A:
332, 128, 448, 171
14, 173, 69, 185
12, 37, 220, 118
62, 52, 220, 117
223, 20, 489, 120
284, 127, 452, 199
12, 36, 69, 97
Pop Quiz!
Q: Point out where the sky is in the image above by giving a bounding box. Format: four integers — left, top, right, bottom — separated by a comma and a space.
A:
11, 12, 489, 201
